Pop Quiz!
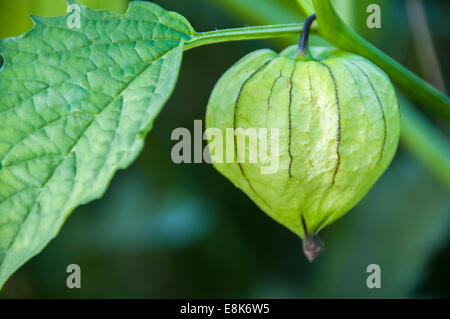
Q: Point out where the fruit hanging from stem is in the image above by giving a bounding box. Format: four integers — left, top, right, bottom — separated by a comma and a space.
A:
205, 13, 400, 262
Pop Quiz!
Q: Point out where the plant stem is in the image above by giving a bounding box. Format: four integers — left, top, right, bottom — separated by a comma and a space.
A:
312, 0, 450, 121
297, 13, 316, 56
184, 23, 305, 51
405, 0, 447, 93
399, 95, 450, 188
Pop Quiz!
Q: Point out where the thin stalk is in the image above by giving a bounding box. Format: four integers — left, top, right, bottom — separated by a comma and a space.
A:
184, 23, 305, 51
297, 13, 316, 56
406, 0, 447, 93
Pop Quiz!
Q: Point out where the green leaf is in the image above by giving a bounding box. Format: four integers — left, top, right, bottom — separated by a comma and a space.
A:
0, 0, 194, 287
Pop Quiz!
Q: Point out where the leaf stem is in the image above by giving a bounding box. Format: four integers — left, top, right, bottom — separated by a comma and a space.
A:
184, 23, 305, 51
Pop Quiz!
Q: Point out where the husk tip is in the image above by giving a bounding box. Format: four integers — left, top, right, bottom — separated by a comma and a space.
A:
302, 235, 324, 262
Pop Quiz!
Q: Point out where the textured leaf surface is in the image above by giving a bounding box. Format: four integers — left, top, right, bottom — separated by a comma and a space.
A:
0, 1, 194, 287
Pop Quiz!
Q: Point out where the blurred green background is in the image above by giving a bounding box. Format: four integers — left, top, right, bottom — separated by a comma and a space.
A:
0, 0, 449, 298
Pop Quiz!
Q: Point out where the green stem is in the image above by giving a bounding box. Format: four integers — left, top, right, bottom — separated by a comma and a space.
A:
184, 23, 305, 51
399, 95, 450, 188
312, 0, 450, 121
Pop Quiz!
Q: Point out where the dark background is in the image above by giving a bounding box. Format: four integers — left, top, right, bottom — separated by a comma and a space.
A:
0, 0, 449, 298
